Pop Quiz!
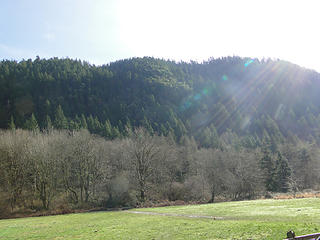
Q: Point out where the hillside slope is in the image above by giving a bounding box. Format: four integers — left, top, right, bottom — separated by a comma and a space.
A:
1, 56, 320, 146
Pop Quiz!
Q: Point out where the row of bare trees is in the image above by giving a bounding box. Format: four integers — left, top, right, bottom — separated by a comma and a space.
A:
0, 128, 319, 217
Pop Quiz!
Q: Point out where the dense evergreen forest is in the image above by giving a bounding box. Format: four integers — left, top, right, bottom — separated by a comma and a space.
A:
1, 56, 320, 217
2, 56, 320, 145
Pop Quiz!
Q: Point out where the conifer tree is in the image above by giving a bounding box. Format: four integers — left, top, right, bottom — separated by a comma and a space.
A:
123, 118, 132, 136
44, 114, 52, 130
8, 116, 16, 130
24, 113, 39, 131
103, 119, 113, 139
274, 152, 292, 192
69, 120, 79, 131
112, 126, 121, 139
54, 105, 68, 129
117, 120, 124, 133
142, 117, 154, 135
260, 145, 276, 192
198, 127, 212, 148
80, 114, 88, 129
93, 116, 102, 134
210, 124, 220, 149
74, 115, 81, 128
87, 115, 95, 132
159, 124, 168, 136
298, 148, 313, 189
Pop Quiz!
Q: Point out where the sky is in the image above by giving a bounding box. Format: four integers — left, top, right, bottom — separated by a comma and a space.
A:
1, 0, 320, 72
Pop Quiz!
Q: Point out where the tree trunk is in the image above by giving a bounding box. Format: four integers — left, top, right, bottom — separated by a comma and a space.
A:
140, 189, 145, 202
209, 190, 215, 203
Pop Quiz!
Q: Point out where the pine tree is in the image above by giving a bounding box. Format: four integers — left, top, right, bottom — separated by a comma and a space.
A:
54, 105, 68, 129
44, 114, 52, 130
198, 127, 212, 148
74, 115, 81, 128
8, 116, 16, 130
69, 120, 79, 131
241, 135, 256, 149
159, 123, 168, 136
93, 116, 102, 134
298, 148, 313, 189
175, 119, 187, 140
124, 118, 132, 136
142, 117, 154, 135
210, 124, 220, 149
198, 124, 220, 148
260, 146, 276, 192
103, 119, 113, 139
87, 115, 95, 132
166, 122, 176, 141
274, 152, 292, 192
117, 120, 124, 134
112, 126, 121, 139
24, 113, 39, 131
80, 114, 88, 129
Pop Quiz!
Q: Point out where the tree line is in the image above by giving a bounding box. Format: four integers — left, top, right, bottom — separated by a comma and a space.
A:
1, 128, 319, 217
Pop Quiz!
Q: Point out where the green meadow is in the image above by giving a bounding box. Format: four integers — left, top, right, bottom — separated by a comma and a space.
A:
1, 198, 320, 240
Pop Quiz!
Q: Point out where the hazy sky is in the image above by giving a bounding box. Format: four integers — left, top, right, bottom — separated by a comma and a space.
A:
1, 0, 320, 71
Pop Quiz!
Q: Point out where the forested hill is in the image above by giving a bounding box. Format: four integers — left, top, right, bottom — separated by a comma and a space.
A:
1, 56, 320, 147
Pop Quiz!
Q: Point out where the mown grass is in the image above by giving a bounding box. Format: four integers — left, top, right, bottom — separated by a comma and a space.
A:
1, 198, 320, 239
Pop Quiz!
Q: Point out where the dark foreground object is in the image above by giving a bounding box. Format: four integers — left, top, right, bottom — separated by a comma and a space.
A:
285, 231, 320, 240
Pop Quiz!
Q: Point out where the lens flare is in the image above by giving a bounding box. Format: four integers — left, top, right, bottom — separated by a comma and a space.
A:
202, 88, 209, 95
274, 104, 284, 120
180, 86, 213, 111
244, 59, 254, 67
194, 94, 201, 100
181, 60, 287, 134
222, 75, 228, 81
241, 116, 251, 130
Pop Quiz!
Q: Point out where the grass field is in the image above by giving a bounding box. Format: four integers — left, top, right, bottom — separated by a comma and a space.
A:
1, 198, 320, 239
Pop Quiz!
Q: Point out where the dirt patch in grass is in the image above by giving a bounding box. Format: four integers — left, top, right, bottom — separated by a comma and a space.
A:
128, 210, 224, 220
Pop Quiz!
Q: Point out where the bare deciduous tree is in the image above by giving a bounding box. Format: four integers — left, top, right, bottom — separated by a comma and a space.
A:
127, 128, 174, 202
